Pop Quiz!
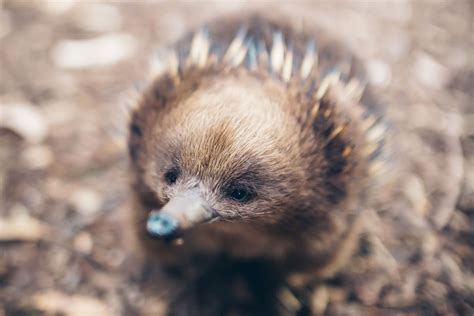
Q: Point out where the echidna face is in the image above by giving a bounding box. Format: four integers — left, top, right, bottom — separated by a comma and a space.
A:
128, 19, 386, 256
142, 74, 309, 237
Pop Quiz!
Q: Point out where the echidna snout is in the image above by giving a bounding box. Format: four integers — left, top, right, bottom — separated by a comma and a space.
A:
147, 189, 216, 239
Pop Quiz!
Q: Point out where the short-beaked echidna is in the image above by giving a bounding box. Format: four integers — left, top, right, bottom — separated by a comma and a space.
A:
127, 15, 391, 315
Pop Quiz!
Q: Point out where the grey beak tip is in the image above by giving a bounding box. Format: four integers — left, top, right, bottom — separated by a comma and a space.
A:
146, 212, 179, 237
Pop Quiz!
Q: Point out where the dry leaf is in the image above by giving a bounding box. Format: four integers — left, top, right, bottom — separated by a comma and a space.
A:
0, 212, 48, 241
32, 291, 111, 316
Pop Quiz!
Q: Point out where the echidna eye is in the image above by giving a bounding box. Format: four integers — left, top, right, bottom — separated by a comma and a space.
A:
227, 187, 253, 203
130, 122, 142, 137
164, 168, 179, 185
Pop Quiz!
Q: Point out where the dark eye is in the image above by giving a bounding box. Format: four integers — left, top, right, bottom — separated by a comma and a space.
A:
227, 187, 254, 203
164, 168, 179, 185
130, 122, 142, 137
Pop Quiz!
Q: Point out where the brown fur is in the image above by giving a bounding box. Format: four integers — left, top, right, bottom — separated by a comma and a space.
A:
127, 14, 387, 315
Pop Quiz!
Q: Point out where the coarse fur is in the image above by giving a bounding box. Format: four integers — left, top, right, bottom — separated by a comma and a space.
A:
127, 15, 389, 315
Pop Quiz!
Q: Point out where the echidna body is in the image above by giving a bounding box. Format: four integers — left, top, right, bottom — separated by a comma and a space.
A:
128, 16, 388, 314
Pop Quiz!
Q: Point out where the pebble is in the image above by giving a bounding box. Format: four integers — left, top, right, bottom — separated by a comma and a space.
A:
72, 4, 122, 33
70, 188, 102, 216
366, 59, 392, 88
51, 33, 136, 69
413, 52, 449, 89
403, 175, 430, 217
21, 145, 54, 169
0, 102, 48, 144
0, 205, 49, 241
311, 286, 329, 315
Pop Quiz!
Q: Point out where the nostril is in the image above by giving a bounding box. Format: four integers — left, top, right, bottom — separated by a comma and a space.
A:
146, 212, 179, 237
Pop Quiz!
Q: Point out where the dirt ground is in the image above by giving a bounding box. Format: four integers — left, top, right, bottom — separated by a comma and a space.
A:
0, 1, 472, 315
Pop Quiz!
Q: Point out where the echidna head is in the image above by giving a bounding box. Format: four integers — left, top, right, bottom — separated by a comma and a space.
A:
128, 21, 379, 243
139, 72, 321, 238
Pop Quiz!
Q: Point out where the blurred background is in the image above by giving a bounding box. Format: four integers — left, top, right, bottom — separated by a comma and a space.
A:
0, 1, 472, 315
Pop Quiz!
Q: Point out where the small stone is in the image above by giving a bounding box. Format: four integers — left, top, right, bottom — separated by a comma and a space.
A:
413, 52, 449, 89
311, 286, 329, 315
21, 145, 54, 169
51, 33, 136, 69
73, 232, 93, 255
403, 175, 430, 217
70, 188, 102, 216
0, 102, 48, 144
0, 205, 49, 241
366, 59, 392, 88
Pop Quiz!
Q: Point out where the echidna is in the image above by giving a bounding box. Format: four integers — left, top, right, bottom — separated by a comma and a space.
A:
127, 15, 391, 315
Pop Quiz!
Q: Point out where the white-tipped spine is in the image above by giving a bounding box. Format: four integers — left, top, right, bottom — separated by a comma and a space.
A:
282, 44, 293, 82
271, 31, 285, 73
231, 39, 249, 67
316, 70, 341, 100
189, 28, 210, 68
360, 115, 377, 132
366, 123, 386, 144
224, 27, 247, 64
257, 40, 269, 68
198, 29, 210, 67
168, 50, 179, 78
327, 124, 345, 141
300, 41, 317, 79
344, 78, 365, 102
246, 39, 257, 71
148, 50, 168, 80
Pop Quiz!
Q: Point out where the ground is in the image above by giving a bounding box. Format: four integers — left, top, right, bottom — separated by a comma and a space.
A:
0, 1, 472, 315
